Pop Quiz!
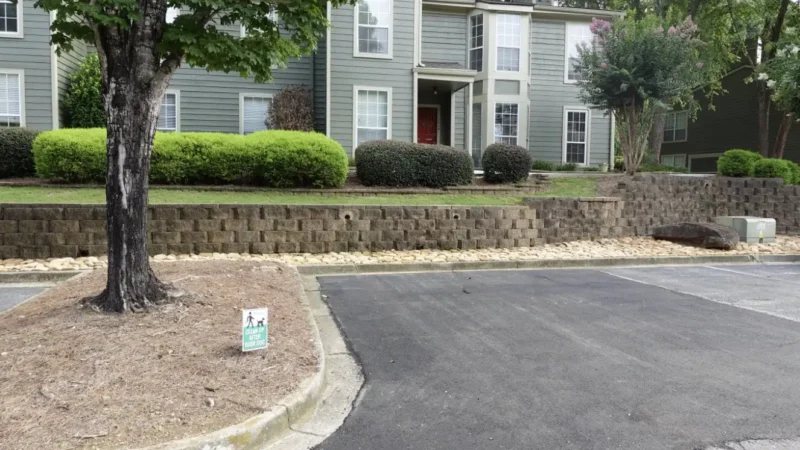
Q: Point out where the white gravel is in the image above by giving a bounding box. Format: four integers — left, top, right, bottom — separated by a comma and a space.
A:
2, 236, 799, 272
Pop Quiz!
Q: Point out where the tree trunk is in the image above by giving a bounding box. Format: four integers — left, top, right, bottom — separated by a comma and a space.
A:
773, 112, 794, 159
649, 111, 666, 163
86, 1, 179, 312
757, 81, 771, 157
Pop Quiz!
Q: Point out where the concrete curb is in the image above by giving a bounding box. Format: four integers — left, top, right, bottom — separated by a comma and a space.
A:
0, 270, 83, 284
294, 254, 800, 276
135, 267, 328, 450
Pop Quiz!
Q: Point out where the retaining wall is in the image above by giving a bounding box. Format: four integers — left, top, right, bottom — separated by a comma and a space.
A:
0, 175, 797, 258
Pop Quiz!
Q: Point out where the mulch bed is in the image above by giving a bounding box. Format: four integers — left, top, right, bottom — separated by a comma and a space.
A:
0, 261, 316, 450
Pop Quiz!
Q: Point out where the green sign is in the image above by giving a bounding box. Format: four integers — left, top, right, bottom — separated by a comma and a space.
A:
242, 308, 268, 352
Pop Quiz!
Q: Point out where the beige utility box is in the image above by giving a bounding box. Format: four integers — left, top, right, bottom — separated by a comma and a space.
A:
714, 216, 776, 244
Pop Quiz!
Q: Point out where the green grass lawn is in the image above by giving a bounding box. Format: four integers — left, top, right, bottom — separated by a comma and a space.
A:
0, 177, 597, 205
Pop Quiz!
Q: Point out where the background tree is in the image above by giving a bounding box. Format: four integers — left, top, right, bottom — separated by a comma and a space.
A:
575, 17, 705, 174
35, 0, 354, 313
759, 36, 800, 158
63, 53, 106, 128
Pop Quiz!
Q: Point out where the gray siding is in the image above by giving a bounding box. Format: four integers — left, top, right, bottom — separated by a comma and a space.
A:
421, 11, 467, 65
313, 37, 327, 133
529, 20, 611, 165
454, 89, 465, 149
57, 40, 88, 127
0, 2, 53, 130
329, 0, 415, 155
166, 21, 314, 133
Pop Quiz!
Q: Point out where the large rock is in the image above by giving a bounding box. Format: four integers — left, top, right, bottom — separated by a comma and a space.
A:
652, 222, 740, 250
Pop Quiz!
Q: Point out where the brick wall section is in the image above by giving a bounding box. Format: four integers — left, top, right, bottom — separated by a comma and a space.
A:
1, 175, 798, 258
609, 174, 800, 236
0, 204, 537, 259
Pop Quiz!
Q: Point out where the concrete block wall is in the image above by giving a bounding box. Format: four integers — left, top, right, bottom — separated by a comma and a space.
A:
0, 175, 797, 258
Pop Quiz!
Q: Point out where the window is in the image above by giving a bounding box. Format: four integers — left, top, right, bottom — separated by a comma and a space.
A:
469, 15, 483, 72
494, 103, 518, 145
0, 0, 22, 38
354, 87, 391, 146
565, 22, 592, 82
157, 91, 179, 132
496, 14, 521, 72
240, 94, 272, 135
662, 154, 686, 168
0, 71, 22, 127
563, 108, 589, 164
355, 0, 392, 58
663, 111, 688, 142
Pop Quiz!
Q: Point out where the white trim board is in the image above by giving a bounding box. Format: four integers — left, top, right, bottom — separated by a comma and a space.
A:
239, 92, 273, 135
353, 0, 394, 59
0, 68, 26, 127
50, 11, 59, 129
325, 1, 332, 137
352, 85, 393, 152
562, 105, 591, 165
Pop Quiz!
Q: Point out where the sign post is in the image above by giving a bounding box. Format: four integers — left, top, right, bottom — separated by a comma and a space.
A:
242, 308, 269, 352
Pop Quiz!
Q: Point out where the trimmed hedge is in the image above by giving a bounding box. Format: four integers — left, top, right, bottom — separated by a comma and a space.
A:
531, 160, 554, 171
482, 144, 531, 183
555, 162, 578, 172
753, 158, 793, 184
717, 149, 762, 177
355, 140, 473, 188
33, 129, 348, 188
0, 128, 39, 178
788, 161, 800, 185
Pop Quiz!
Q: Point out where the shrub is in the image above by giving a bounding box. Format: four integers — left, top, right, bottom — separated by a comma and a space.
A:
555, 162, 578, 172
0, 128, 39, 178
34, 129, 348, 188
63, 53, 106, 128
33, 128, 107, 182
788, 161, 800, 185
717, 149, 762, 177
753, 158, 793, 184
250, 130, 348, 188
268, 85, 314, 132
614, 154, 624, 172
583, 166, 601, 172
531, 160, 554, 171
482, 144, 531, 184
355, 140, 473, 188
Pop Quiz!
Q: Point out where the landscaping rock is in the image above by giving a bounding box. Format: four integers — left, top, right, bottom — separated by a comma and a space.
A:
652, 223, 740, 250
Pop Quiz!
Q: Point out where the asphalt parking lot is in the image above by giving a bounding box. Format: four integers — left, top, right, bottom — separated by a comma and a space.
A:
316, 264, 800, 450
0, 285, 49, 312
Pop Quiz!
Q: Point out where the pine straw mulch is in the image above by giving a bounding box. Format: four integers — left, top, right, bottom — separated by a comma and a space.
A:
0, 261, 317, 450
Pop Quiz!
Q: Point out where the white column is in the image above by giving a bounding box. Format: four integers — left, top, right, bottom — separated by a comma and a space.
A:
466, 81, 473, 156
412, 73, 419, 143
450, 90, 456, 147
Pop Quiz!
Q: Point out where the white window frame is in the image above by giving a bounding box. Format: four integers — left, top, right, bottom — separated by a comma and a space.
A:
496, 14, 521, 72
0, 0, 23, 39
0, 68, 25, 127
353, 0, 393, 59
239, 92, 273, 135
661, 154, 687, 167
469, 14, 484, 72
564, 22, 593, 83
562, 106, 591, 165
663, 110, 689, 143
493, 102, 519, 146
352, 85, 392, 149
157, 90, 180, 132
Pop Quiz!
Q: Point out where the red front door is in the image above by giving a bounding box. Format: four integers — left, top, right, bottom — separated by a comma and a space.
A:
418, 107, 438, 145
